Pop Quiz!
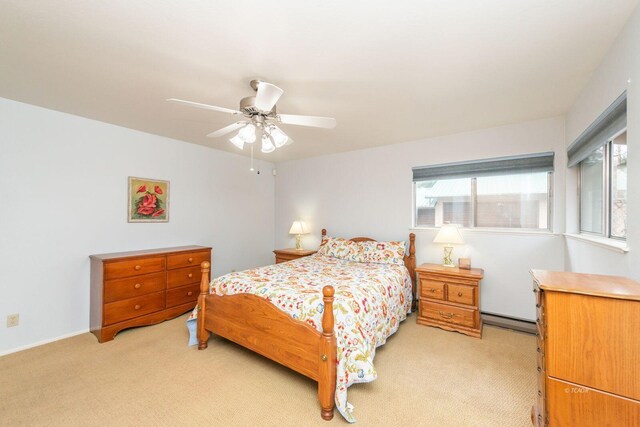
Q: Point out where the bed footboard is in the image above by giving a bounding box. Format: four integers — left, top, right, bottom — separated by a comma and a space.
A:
196, 261, 337, 420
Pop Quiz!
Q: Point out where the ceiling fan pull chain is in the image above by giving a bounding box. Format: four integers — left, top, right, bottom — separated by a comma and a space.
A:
250, 145, 255, 172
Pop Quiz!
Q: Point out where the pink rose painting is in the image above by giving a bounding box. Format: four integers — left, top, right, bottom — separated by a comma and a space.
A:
128, 177, 169, 222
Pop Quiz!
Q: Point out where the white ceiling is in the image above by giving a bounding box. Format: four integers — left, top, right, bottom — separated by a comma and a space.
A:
0, 1, 637, 162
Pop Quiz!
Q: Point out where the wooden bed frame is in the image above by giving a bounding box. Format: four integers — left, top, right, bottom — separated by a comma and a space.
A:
197, 229, 416, 420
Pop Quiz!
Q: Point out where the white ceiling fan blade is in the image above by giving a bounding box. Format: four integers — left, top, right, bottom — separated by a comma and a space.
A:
167, 98, 242, 115
278, 114, 337, 129
254, 82, 284, 112
206, 121, 248, 138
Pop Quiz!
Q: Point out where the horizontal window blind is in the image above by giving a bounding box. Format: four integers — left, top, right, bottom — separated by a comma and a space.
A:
567, 91, 627, 167
412, 152, 554, 182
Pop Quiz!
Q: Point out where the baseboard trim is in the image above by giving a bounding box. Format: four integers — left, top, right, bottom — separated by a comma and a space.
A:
481, 313, 536, 334
0, 329, 89, 357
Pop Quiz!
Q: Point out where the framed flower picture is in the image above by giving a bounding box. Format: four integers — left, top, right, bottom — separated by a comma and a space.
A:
128, 177, 170, 223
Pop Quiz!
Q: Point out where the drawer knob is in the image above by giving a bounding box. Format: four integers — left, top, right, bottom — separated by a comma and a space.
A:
537, 366, 542, 373
188, 273, 193, 278
457, 292, 463, 297
187, 291, 193, 296
134, 283, 141, 289
429, 288, 436, 293
134, 265, 142, 271
538, 390, 542, 397
134, 304, 141, 310
188, 257, 193, 263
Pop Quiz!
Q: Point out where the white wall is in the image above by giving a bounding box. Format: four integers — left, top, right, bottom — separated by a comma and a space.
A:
275, 117, 567, 321
564, 6, 639, 278
0, 98, 275, 354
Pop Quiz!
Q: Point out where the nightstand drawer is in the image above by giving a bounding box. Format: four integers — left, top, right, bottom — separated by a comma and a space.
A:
167, 265, 201, 288
276, 254, 297, 263
273, 249, 317, 264
103, 291, 165, 325
421, 300, 476, 328
447, 283, 475, 306
105, 256, 165, 280
104, 271, 166, 303
167, 250, 210, 270
420, 280, 445, 300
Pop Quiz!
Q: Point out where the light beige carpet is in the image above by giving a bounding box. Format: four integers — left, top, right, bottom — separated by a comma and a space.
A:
0, 313, 535, 426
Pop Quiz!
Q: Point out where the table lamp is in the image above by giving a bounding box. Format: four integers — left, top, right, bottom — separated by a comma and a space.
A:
433, 224, 464, 267
289, 221, 309, 250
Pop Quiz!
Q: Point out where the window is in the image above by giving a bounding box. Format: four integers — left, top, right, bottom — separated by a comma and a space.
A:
413, 153, 553, 230
569, 92, 627, 240
476, 173, 549, 229
610, 132, 627, 238
580, 147, 604, 234
578, 130, 627, 239
415, 178, 472, 227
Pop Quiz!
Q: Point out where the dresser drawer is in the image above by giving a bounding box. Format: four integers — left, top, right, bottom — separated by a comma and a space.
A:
166, 250, 210, 270
546, 377, 640, 426
447, 283, 475, 306
421, 301, 476, 328
103, 291, 165, 325
167, 284, 199, 308
104, 256, 165, 280
420, 280, 445, 300
167, 265, 201, 288
104, 271, 166, 303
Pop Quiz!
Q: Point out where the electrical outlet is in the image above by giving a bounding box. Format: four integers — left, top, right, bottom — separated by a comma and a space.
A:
7, 313, 19, 328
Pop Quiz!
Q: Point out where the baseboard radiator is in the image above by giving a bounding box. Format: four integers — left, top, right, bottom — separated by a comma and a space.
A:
481, 313, 536, 334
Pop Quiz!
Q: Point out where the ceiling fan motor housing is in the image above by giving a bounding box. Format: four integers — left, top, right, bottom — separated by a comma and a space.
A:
240, 96, 276, 117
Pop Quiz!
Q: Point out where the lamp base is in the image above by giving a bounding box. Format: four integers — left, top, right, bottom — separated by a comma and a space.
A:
295, 234, 303, 250
442, 245, 455, 267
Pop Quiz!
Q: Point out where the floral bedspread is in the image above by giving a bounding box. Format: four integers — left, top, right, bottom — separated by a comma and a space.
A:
187, 253, 413, 422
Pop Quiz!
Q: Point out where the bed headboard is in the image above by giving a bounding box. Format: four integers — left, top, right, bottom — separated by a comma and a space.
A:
321, 229, 417, 304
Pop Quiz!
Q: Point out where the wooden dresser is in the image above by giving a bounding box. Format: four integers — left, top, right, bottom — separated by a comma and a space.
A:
90, 245, 211, 342
416, 263, 484, 338
273, 248, 317, 264
531, 270, 640, 426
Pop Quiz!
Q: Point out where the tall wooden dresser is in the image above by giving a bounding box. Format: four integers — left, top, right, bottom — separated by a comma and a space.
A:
90, 245, 211, 342
531, 270, 640, 426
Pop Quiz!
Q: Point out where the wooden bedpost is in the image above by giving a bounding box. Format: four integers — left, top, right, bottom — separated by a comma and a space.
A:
318, 285, 336, 421
321, 228, 327, 239
407, 233, 417, 310
197, 261, 211, 350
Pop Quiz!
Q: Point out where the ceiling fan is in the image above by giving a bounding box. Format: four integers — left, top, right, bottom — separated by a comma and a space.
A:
167, 80, 337, 154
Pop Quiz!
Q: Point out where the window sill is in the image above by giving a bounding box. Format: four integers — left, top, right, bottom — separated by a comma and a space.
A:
410, 227, 559, 237
564, 233, 629, 253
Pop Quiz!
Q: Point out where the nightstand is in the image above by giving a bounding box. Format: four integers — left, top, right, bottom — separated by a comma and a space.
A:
273, 248, 317, 264
416, 263, 484, 338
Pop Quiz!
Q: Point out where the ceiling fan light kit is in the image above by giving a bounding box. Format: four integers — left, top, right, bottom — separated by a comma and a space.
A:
261, 133, 275, 153
168, 79, 337, 165
237, 123, 256, 143
229, 134, 245, 150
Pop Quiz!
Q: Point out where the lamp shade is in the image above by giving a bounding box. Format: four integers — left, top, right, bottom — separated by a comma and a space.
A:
289, 221, 309, 235
433, 224, 464, 245
238, 123, 256, 143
